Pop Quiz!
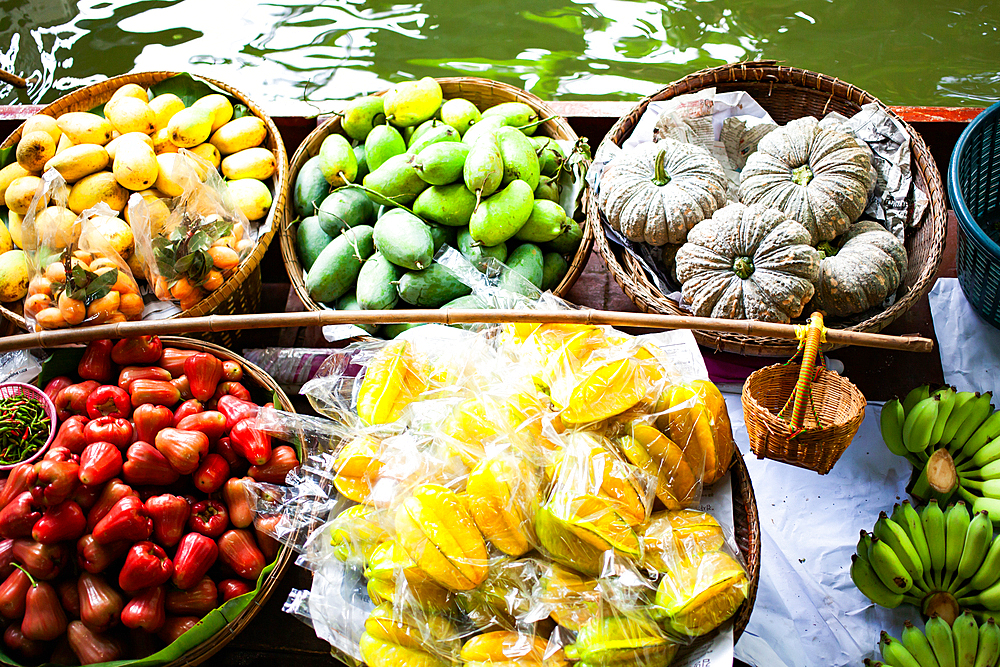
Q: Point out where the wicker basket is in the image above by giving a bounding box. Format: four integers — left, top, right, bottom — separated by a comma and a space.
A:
591, 60, 948, 356
280, 77, 593, 315
0, 72, 289, 348
729, 441, 761, 640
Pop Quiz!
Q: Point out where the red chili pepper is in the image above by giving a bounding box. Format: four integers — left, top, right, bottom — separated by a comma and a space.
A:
229, 418, 272, 466
67, 620, 125, 663
93, 495, 152, 545
158, 348, 198, 377
22, 580, 68, 641
217, 529, 265, 581
86, 479, 135, 532
223, 477, 255, 529
82, 417, 133, 450
188, 499, 228, 538
0, 567, 30, 619
218, 578, 252, 602
129, 379, 181, 408
144, 494, 190, 548
76, 534, 130, 574
118, 365, 171, 391
54, 381, 99, 421
30, 458, 80, 507
78, 443, 123, 487
0, 492, 42, 540
119, 541, 172, 593
12, 539, 69, 581
172, 399, 203, 427
77, 572, 123, 633
172, 532, 219, 591
31, 500, 86, 544
193, 453, 230, 494
42, 376, 73, 404
222, 360, 243, 382
249, 445, 299, 485
111, 336, 163, 366
217, 395, 259, 431
171, 375, 193, 401
122, 442, 181, 487
78, 340, 115, 383
213, 381, 251, 403
185, 352, 223, 403
157, 615, 200, 644
85, 385, 131, 420
120, 584, 166, 632
154, 428, 209, 475
51, 415, 89, 455
0, 464, 37, 512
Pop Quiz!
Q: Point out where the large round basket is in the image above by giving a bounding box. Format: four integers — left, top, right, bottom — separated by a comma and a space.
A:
729, 442, 761, 640
280, 77, 593, 316
590, 60, 948, 356
0, 72, 289, 348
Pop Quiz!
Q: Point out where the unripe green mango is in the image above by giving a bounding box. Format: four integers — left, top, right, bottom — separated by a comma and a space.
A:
497, 126, 540, 190
482, 102, 539, 135
365, 124, 406, 172
414, 142, 469, 185
530, 136, 567, 177
514, 199, 567, 242
544, 219, 584, 255
292, 155, 330, 218
295, 215, 333, 271
457, 228, 506, 272
356, 251, 404, 310
318, 133, 357, 186
353, 144, 370, 181
406, 124, 460, 155
336, 292, 379, 335
469, 179, 534, 247
534, 175, 560, 202
373, 208, 435, 270
499, 242, 544, 295
306, 224, 376, 303
412, 183, 478, 227
541, 251, 569, 291
341, 96, 386, 141
362, 153, 429, 207
463, 134, 503, 201
462, 116, 505, 146
427, 223, 457, 252
440, 98, 481, 136
396, 263, 472, 307
318, 186, 375, 236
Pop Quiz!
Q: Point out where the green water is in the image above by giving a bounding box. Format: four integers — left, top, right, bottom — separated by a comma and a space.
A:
0, 0, 998, 114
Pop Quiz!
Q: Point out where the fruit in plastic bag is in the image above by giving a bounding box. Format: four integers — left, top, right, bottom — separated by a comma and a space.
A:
360, 631, 447, 667
395, 484, 488, 591
329, 504, 387, 564
614, 422, 697, 510
332, 434, 384, 503
464, 455, 540, 557
357, 341, 429, 425
459, 630, 568, 667
537, 563, 601, 632
563, 611, 678, 666
364, 602, 460, 658
657, 380, 735, 485
456, 557, 540, 631
652, 549, 748, 637
364, 541, 453, 613
640, 510, 725, 573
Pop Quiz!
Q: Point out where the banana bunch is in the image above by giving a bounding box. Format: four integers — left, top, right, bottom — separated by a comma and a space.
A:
867, 613, 1000, 667
880, 385, 1000, 517
852, 500, 1000, 618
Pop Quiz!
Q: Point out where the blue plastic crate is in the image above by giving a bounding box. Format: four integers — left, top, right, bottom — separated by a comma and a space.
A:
949, 99, 1000, 329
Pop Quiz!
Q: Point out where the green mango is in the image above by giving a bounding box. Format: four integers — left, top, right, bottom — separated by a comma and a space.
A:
427, 223, 457, 252
463, 133, 503, 201
468, 179, 533, 246
353, 144, 370, 181
412, 183, 478, 227
295, 215, 333, 271
317, 186, 375, 236
482, 101, 539, 134
292, 155, 330, 218
362, 153, 429, 207
406, 124, 460, 155
364, 124, 407, 172
545, 219, 583, 255
383, 77, 442, 127
462, 116, 504, 147
514, 199, 567, 243
541, 252, 569, 291
441, 294, 488, 310
373, 208, 435, 270
318, 133, 358, 186
457, 228, 507, 272
414, 142, 469, 185
500, 242, 544, 294
383, 322, 427, 338
336, 292, 379, 335
534, 175, 560, 202
397, 263, 472, 307
305, 225, 376, 303
530, 135, 567, 177
408, 119, 447, 147
440, 98, 481, 136
340, 96, 386, 141
497, 126, 540, 190
356, 251, 403, 310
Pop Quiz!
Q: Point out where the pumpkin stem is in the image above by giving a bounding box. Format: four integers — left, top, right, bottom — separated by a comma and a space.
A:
792, 164, 813, 186
652, 148, 671, 186
817, 241, 838, 258
733, 256, 754, 280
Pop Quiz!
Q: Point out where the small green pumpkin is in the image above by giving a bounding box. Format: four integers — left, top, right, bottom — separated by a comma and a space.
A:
675, 202, 822, 323
738, 116, 874, 244
812, 220, 908, 317
597, 139, 728, 246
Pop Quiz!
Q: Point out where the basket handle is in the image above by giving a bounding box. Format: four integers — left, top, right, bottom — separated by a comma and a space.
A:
788, 312, 826, 430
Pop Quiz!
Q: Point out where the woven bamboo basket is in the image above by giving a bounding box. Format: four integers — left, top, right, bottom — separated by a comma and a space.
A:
728, 441, 760, 639
590, 60, 948, 356
0, 71, 289, 348
280, 77, 593, 316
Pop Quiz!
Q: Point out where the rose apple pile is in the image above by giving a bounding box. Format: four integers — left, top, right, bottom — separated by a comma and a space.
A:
0, 336, 298, 664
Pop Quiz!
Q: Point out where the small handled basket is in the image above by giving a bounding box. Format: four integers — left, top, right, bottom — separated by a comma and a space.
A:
741, 312, 867, 474
0, 382, 57, 469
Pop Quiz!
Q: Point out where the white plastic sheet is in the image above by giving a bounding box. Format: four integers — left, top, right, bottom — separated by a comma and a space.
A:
929, 277, 1000, 398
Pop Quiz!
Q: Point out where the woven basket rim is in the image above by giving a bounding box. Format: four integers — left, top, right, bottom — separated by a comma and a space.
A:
0, 70, 289, 331
589, 60, 949, 356
729, 442, 761, 641
279, 76, 593, 317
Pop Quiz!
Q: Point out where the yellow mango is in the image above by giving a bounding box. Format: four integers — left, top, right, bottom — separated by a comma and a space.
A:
88, 214, 134, 259
0, 221, 12, 255
226, 178, 272, 221
221, 147, 276, 180
16, 131, 56, 172
151, 127, 179, 154
43, 144, 110, 183
67, 171, 128, 214
105, 132, 154, 160
167, 106, 214, 148
22, 115, 61, 145
55, 133, 73, 154
149, 93, 184, 131
56, 112, 113, 146
0, 250, 27, 303
7, 211, 22, 249
4, 175, 43, 216
113, 139, 159, 191
189, 143, 221, 168
209, 115, 267, 155
192, 93, 234, 131
34, 206, 81, 249
0, 163, 32, 202
106, 97, 156, 135
154, 153, 185, 197
107, 83, 149, 108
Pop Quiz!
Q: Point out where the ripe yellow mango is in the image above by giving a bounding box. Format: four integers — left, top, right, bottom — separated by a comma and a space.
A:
0, 250, 28, 303
154, 153, 186, 197
107, 83, 149, 108
22, 115, 61, 145
7, 211, 22, 249
105, 132, 154, 160
4, 175, 43, 216
33, 206, 80, 249
167, 106, 214, 148
0, 223, 11, 255
16, 131, 56, 172
221, 147, 275, 180
113, 139, 159, 191
149, 93, 184, 131
88, 214, 134, 259
44, 144, 110, 183
192, 93, 234, 131
189, 143, 221, 168
0, 163, 32, 202
68, 171, 128, 214
227, 178, 272, 221
151, 127, 179, 154
106, 97, 155, 135
56, 112, 113, 146
209, 116, 266, 155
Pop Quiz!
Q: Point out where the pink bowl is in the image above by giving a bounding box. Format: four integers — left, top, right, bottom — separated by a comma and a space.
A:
0, 382, 57, 470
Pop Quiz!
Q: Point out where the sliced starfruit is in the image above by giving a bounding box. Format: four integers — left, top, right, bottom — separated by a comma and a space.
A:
640, 510, 725, 573
690, 378, 735, 484
560, 358, 649, 425
465, 456, 540, 557
653, 549, 748, 637
357, 340, 428, 425
535, 504, 609, 578
364, 541, 455, 612
615, 423, 696, 510
460, 630, 568, 667
332, 434, 384, 503
538, 563, 601, 631
328, 504, 387, 564
563, 612, 678, 667
364, 602, 460, 657
395, 484, 489, 591
360, 631, 448, 667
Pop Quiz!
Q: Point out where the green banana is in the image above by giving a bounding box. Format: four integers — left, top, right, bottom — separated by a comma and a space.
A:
902, 620, 943, 667
943, 392, 981, 446
974, 618, 1000, 667
923, 500, 948, 585
973, 437, 1000, 469
883, 398, 909, 456
968, 455, 1000, 480
904, 385, 934, 415
925, 615, 958, 667
875, 511, 927, 591
973, 497, 1000, 523
869, 537, 916, 594
966, 534, 1000, 596
945, 502, 972, 588
900, 501, 934, 589
904, 396, 941, 453
963, 479, 1000, 499
859, 530, 874, 564
956, 510, 993, 588
933, 387, 959, 446
961, 410, 1000, 461
851, 554, 905, 608
953, 393, 996, 451
962, 577, 1000, 611
954, 611, 980, 667
882, 631, 925, 667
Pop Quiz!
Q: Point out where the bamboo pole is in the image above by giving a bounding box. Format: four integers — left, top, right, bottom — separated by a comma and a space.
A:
0, 69, 29, 89
0, 309, 934, 353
